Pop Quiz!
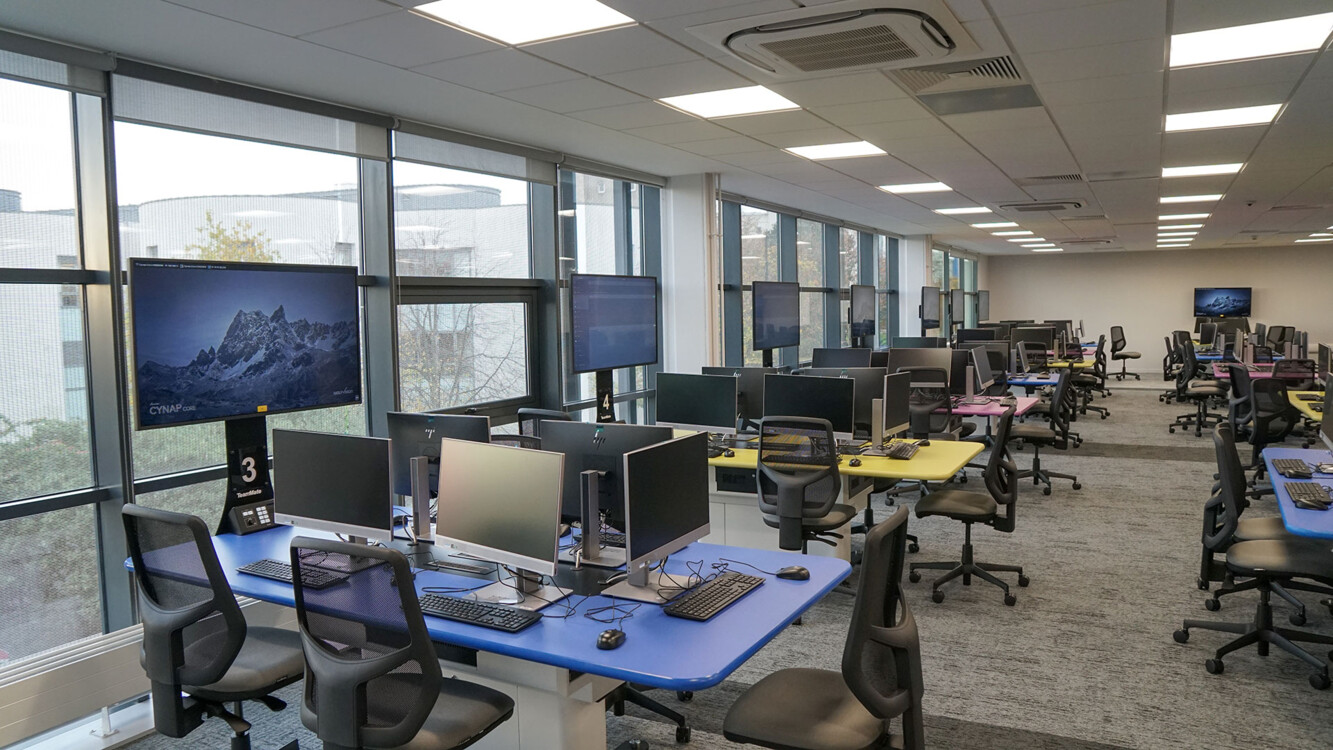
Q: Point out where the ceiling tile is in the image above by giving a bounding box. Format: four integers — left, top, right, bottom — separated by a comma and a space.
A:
1002, 0, 1165, 54
845, 118, 952, 143
566, 100, 694, 129
522, 26, 700, 76
602, 0, 792, 22
1161, 128, 1265, 168
599, 58, 752, 98
300, 11, 500, 68
721, 110, 831, 136
412, 49, 583, 92
638, 1, 804, 60
819, 155, 924, 184
715, 150, 805, 168
767, 71, 909, 108
1022, 39, 1165, 83
1171, 0, 1333, 34
810, 98, 931, 125
1166, 54, 1307, 112
670, 135, 773, 156
166, 0, 396, 36
754, 127, 858, 149
623, 119, 738, 143
500, 77, 644, 112
1039, 71, 1162, 106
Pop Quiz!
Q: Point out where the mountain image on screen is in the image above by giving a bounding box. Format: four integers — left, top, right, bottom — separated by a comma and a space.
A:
136, 304, 360, 427
1194, 288, 1251, 317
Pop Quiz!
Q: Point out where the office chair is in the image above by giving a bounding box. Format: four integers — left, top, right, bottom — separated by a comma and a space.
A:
755, 416, 857, 553
1272, 358, 1317, 391
723, 506, 925, 750
983, 348, 1009, 396
1246, 378, 1297, 476
1008, 369, 1080, 495
290, 537, 515, 750
516, 407, 570, 438
1225, 363, 1254, 439
1160, 336, 1183, 403
1110, 325, 1140, 381
488, 433, 542, 449
1173, 427, 1333, 689
1071, 336, 1110, 419
122, 505, 303, 750
1169, 341, 1226, 437
909, 408, 1028, 605
896, 366, 975, 439
1016, 340, 1049, 374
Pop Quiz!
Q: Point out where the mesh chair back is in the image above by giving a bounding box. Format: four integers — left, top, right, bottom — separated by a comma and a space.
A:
489, 434, 542, 450
842, 505, 920, 722
1248, 377, 1295, 455
895, 366, 950, 438
1273, 358, 1316, 390
1047, 370, 1075, 444
1202, 424, 1245, 551
1226, 364, 1254, 432
123, 505, 245, 693
985, 408, 1020, 532
292, 538, 441, 750
516, 408, 571, 438
1110, 326, 1127, 354
1252, 345, 1275, 363
1091, 335, 1108, 380
1175, 340, 1200, 394
756, 417, 840, 551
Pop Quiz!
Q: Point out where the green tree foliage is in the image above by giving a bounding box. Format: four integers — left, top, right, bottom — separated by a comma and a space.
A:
185, 210, 281, 263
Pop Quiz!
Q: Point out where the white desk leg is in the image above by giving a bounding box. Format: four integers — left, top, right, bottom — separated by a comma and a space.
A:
438, 652, 622, 750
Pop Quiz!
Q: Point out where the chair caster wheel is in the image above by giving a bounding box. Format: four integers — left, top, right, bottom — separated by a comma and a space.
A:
1197, 577, 1209, 591
909, 571, 922, 583
1018, 575, 1030, 587
676, 726, 691, 743
1043, 487, 1052, 495
931, 590, 945, 603
959, 475, 968, 483
1169, 427, 1175, 433
1004, 593, 1016, 606
1101, 414, 1107, 419
1072, 482, 1082, 490
1205, 659, 1224, 675
1204, 598, 1220, 612
1173, 629, 1189, 644
908, 542, 919, 553
1311, 673, 1330, 691
1290, 612, 1307, 627
677, 691, 693, 702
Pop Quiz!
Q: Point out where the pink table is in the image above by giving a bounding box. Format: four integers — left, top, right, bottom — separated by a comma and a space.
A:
1212, 363, 1306, 380
944, 395, 1039, 417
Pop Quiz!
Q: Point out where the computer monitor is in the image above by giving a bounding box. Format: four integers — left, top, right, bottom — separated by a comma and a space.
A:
885, 347, 953, 377
881, 371, 911, 439
762, 373, 855, 441
655, 372, 738, 435
1194, 287, 1251, 318
752, 281, 800, 354
435, 438, 567, 609
921, 286, 941, 324
956, 328, 996, 343
129, 259, 362, 429
540, 420, 673, 528
569, 273, 658, 374
812, 347, 873, 368
869, 350, 890, 368
702, 366, 787, 431
272, 429, 392, 541
1012, 325, 1056, 352
950, 289, 966, 321
386, 412, 490, 498
1319, 344, 1331, 385
947, 349, 972, 396
978, 322, 1010, 338
970, 346, 995, 392
601, 432, 711, 604
892, 336, 947, 348
1044, 320, 1073, 340
849, 284, 875, 339
963, 341, 1012, 377
803, 367, 887, 438
1000, 320, 1033, 325
977, 290, 990, 321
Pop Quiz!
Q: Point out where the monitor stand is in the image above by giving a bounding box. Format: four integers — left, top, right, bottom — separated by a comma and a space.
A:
218, 415, 273, 536
595, 369, 616, 423
306, 539, 383, 574
470, 568, 570, 612
761, 348, 774, 368
557, 470, 626, 569
409, 455, 433, 543
602, 561, 688, 605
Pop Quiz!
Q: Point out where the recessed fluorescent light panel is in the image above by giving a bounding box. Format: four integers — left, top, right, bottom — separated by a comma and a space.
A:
660, 86, 799, 119
1160, 213, 1210, 221
1158, 243, 1190, 248
1023, 243, 1056, 248
1311, 233, 1333, 237
1158, 232, 1197, 238
881, 182, 951, 194
1160, 194, 1223, 204
992, 230, 1033, 236
1030, 247, 1063, 253
972, 221, 1017, 228
785, 141, 885, 160
1008, 237, 1044, 243
1296, 238, 1333, 243
1162, 163, 1243, 178
1169, 12, 1333, 67
1159, 224, 1203, 230
935, 207, 991, 215
1165, 104, 1282, 132
414, 0, 634, 45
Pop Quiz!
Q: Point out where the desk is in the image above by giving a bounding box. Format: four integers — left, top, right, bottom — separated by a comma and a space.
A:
704, 440, 982, 560
132, 526, 849, 750
1289, 391, 1324, 422
948, 396, 1039, 417
1212, 363, 1304, 380
1261, 448, 1333, 539
1045, 359, 1093, 370
1006, 372, 1058, 388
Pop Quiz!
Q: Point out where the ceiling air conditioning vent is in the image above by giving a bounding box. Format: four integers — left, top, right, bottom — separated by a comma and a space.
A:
999, 200, 1084, 212
1018, 173, 1084, 185
688, 1, 979, 78
1061, 238, 1115, 245
893, 55, 1023, 94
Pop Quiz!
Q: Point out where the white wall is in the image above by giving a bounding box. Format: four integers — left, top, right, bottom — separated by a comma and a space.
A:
662, 173, 716, 372
987, 245, 1333, 370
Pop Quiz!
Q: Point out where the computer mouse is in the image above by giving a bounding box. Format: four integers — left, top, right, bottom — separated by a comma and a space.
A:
723, 449, 735, 458
597, 629, 626, 650
848, 458, 862, 467
775, 565, 810, 581
917, 439, 930, 447
558, 523, 571, 537
1294, 498, 1331, 511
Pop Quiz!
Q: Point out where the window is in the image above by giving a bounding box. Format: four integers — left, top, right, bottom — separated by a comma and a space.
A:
739, 207, 779, 366
875, 235, 897, 347
795, 219, 825, 363
393, 162, 531, 278
398, 301, 531, 412
0, 78, 78, 270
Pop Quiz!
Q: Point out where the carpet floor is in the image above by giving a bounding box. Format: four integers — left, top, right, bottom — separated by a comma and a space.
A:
123, 390, 1332, 750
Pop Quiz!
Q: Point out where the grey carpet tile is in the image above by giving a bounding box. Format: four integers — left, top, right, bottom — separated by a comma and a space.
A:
119, 391, 1333, 750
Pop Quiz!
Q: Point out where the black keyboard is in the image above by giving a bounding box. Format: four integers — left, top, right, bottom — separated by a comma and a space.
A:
1298, 394, 1321, 401
1273, 458, 1313, 478
1284, 481, 1332, 507
238, 559, 348, 589
663, 571, 764, 622
886, 442, 920, 460
418, 593, 543, 633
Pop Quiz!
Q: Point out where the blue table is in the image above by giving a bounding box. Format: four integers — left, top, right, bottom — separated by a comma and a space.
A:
130, 525, 850, 750
1263, 447, 1333, 539
1006, 372, 1059, 392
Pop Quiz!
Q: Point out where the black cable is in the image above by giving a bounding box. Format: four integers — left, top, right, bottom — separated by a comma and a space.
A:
717, 557, 779, 576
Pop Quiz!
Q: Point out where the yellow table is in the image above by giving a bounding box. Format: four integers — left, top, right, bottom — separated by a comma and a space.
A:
1045, 359, 1094, 370
707, 439, 983, 481
1289, 391, 1324, 422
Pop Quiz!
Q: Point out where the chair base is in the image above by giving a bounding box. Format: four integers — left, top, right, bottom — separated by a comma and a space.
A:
1175, 587, 1333, 689
1170, 400, 1224, 437
909, 526, 1027, 605
1016, 446, 1079, 496
1115, 360, 1141, 380
608, 685, 691, 744
1204, 578, 1333, 626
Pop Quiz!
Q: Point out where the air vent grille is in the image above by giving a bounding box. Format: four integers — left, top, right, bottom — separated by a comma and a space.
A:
892, 55, 1023, 93
759, 25, 917, 72
1020, 173, 1084, 184
1000, 200, 1084, 212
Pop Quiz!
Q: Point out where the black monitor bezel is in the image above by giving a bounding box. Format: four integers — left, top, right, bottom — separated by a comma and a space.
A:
569, 272, 661, 374
752, 280, 801, 351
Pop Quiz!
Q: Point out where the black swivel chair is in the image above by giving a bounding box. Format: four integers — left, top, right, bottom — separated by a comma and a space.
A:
290, 537, 515, 750
983, 349, 1010, 396
723, 506, 925, 750
897, 366, 975, 440
1273, 358, 1317, 391
1246, 377, 1297, 475
1169, 340, 1226, 437
755, 416, 857, 553
909, 408, 1028, 605
1173, 427, 1333, 689
488, 433, 542, 449
122, 505, 303, 750
1225, 363, 1255, 438
1071, 336, 1110, 419
1008, 369, 1080, 495
1110, 325, 1140, 381
516, 407, 571, 438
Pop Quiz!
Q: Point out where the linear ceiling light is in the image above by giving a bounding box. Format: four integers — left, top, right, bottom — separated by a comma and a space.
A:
881, 182, 951, 194
1169, 12, 1333, 67
1160, 213, 1210, 221
1166, 104, 1283, 132
660, 86, 799, 118
992, 230, 1033, 236
1296, 238, 1333, 243
1160, 194, 1223, 203
934, 206, 991, 215
1310, 233, 1333, 237
1008, 237, 1044, 243
1158, 243, 1191, 248
972, 221, 1018, 228
1030, 247, 1063, 253
1159, 223, 1204, 230
785, 141, 885, 160
1163, 163, 1243, 178
1022, 243, 1055, 248
414, 0, 634, 44
1158, 232, 1197, 238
